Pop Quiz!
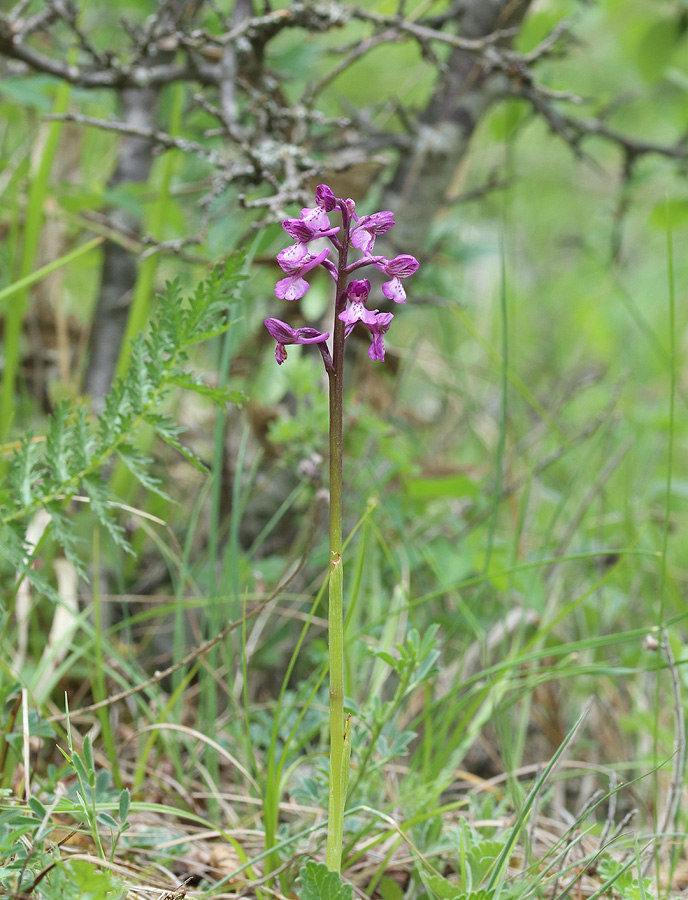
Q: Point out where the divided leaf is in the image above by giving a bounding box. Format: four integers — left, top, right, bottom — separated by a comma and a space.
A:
0, 260, 245, 593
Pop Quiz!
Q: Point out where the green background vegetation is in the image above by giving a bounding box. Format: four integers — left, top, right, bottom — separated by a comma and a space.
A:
1, 0, 688, 897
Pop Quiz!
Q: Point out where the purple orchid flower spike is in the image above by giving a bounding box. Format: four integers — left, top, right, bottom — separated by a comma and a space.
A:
276, 247, 330, 301
368, 312, 394, 361
374, 254, 420, 304
264, 182, 419, 874
265, 317, 330, 365
350, 210, 395, 256
268, 184, 418, 369
338, 279, 378, 328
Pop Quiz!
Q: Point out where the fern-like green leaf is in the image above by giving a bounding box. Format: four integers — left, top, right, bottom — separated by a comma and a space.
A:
47, 504, 88, 581
8, 436, 43, 512
168, 373, 246, 405
0, 524, 58, 603
45, 400, 73, 486
82, 474, 132, 554
146, 413, 208, 473
0, 260, 244, 594
116, 444, 170, 500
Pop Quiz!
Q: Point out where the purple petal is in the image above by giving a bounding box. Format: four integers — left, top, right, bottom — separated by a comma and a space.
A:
382, 277, 407, 304
383, 254, 419, 277
276, 274, 310, 301
347, 279, 371, 302
277, 246, 330, 277
351, 212, 395, 256
373, 311, 394, 332
351, 229, 375, 255
282, 218, 315, 242
265, 319, 329, 348
300, 205, 331, 231
315, 184, 336, 211
373, 255, 420, 280
293, 327, 330, 344
368, 335, 385, 361
339, 302, 378, 327
277, 243, 310, 268
359, 211, 395, 233
265, 317, 298, 343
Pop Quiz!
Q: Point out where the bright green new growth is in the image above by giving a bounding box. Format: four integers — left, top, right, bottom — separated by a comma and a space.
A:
0, 260, 246, 606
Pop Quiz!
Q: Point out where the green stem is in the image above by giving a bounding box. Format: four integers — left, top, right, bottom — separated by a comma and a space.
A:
325, 211, 352, 872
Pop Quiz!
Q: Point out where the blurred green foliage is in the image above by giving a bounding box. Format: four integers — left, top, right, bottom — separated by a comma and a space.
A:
0, 0, 688, 896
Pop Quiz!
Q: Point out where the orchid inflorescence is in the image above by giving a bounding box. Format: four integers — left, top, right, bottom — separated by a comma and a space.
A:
265, 184, 419, 368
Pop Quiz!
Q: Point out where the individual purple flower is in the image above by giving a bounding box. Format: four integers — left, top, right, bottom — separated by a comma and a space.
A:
374, 254, 420, 304
276, 247, 330, 301
265, 317, 330, 365
299, 183, 337, 231
351, 211, 395, 255
338, 279, 378, 328
368, 312, 394, 361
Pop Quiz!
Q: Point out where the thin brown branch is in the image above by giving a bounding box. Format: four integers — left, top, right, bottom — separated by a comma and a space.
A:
44, 110, 227, 166
519, 84, 688, 163
0, 18, 219, 88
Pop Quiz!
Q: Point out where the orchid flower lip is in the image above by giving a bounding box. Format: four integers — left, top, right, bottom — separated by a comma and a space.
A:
338, 278, 377, 328
275, 247, 330, 301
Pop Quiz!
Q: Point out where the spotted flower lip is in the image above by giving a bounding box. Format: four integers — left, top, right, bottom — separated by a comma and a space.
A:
374, 253, 420, 304
338, 279, 378, 328
264, 318, 330, 365
351, 211, 395, 255
275, 247, 330, 301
